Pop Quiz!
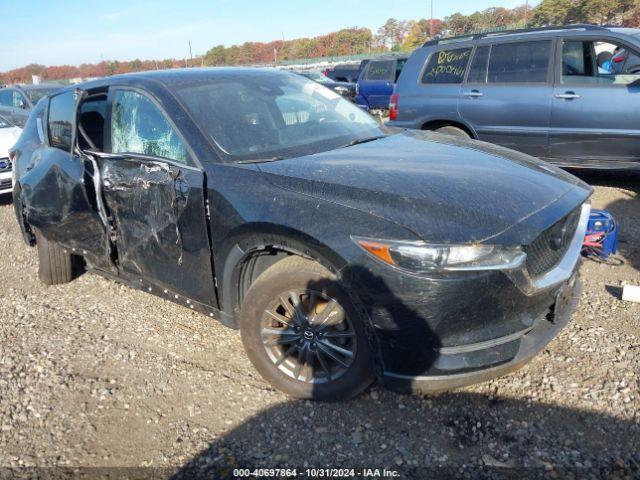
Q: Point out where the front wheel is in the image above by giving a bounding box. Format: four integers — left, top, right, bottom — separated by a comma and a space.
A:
240, 256, 374, 401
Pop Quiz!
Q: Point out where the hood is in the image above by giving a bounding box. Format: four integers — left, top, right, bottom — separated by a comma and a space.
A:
0, 127, 22, 157
258, 130, 592, 245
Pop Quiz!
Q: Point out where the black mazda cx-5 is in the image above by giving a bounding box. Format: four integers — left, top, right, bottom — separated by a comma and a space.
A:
11, 68, 591, 401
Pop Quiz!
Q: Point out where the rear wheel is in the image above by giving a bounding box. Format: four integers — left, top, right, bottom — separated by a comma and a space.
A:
434, 125, 470, 138
240, 256, 374, 401
35, 229, 74, 285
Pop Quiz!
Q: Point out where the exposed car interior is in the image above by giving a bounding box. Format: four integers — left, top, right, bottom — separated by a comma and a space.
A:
79, 93, 107, 151
562, 40, 640, 84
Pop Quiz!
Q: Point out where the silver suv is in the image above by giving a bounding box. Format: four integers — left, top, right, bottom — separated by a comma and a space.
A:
389, 24, 640, 170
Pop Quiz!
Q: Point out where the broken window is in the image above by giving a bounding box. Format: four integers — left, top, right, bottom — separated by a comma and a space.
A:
111, 90, 188, 165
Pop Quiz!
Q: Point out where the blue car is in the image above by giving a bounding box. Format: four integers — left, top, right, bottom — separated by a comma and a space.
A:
355, 55, 407, 115
389, 24, 640, 170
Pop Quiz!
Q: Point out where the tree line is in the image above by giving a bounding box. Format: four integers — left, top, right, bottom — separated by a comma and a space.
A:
2, 0, 639, 84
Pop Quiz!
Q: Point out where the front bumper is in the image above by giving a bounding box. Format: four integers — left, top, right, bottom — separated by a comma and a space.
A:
342, 204, 589, 394
382, 275, 580, 393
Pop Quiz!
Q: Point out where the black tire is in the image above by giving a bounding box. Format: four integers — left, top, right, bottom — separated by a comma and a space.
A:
435, 125, 470, 138
240, 256, 374, 401
35, 229, 74, 285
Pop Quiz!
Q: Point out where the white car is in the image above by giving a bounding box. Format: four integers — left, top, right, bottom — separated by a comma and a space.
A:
0, 114, 21, 195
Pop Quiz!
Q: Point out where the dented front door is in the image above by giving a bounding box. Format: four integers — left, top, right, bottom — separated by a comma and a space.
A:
99, 158, 216, 306
100, 88, 216, 306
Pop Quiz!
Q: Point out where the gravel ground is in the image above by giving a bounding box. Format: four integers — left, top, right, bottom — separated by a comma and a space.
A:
0, 172, 638, 479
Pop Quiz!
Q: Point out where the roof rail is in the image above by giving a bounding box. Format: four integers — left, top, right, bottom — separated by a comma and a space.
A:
422, 24, 609, 47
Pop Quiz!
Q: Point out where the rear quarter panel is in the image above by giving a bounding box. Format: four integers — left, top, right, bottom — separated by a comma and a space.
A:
392, 47, 463, 129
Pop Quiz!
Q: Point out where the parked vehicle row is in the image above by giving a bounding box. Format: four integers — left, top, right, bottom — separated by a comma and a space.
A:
0, 114, 21, 195
322, 57, 409, 117
355, 55, 408, 116
389, 24, 640, 170
292, 71, 356, 100
12, 68, 591, 400
0, 83, 63, 127
324, 60, 369, 83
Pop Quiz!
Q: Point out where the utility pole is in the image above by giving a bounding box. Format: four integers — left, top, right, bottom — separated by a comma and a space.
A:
188, 40, 193, 67
524, 0, 529, 27
430, 0, 434, 37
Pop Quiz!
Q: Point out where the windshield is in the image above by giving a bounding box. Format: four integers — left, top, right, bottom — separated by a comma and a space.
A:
25, 87, 62, 104
174, 72, 384, 162
0, 114, 12, 128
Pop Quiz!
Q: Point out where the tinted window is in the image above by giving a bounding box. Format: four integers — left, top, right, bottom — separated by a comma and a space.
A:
562, 40, 640, 86
395, 59, 407, 81
467, 46, 490, 83
365, 60, 394, 81
111, 90, 188, 164
563, 41, 592, 76
174, 74, 383, 162
488, 41, 551, 83
48, 91, 75, 151
0, 90, 12, 107
422, 48, 472, 84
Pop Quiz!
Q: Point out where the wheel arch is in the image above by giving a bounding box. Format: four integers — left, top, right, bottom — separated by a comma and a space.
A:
12, 182, 36, 246
421, 119, 477, 138
217, 223, 350, 327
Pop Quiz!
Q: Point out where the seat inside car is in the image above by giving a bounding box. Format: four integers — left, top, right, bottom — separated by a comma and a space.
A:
80, 110, 104, 150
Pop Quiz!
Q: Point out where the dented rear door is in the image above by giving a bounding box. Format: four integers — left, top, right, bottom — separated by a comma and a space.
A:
100, 88, 216, 306
20, 90, 112, 270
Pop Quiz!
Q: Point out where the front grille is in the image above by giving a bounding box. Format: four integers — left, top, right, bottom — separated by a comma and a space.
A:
524, 208, 581, 277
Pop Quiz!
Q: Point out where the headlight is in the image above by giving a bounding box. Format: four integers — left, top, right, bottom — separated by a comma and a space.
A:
352, 236, 526, 273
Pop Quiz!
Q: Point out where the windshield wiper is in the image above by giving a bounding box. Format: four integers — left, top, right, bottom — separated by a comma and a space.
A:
340, 135, 386, 149
237, 156, 285, 164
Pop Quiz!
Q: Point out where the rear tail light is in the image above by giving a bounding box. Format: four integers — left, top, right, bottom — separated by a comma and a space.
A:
389, 93, 399, 121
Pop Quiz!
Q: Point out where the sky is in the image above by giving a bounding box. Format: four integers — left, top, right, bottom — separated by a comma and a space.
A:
0, 0, 540, 71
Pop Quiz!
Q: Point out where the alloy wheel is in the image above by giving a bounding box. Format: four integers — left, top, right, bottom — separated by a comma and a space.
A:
260, 289, 357, 383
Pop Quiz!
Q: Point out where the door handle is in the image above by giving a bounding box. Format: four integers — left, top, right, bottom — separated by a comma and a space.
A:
555, 92, 581, 100
463, 90, 484, 97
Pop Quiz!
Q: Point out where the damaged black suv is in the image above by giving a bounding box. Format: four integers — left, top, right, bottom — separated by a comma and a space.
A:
12, 69, 591, 401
